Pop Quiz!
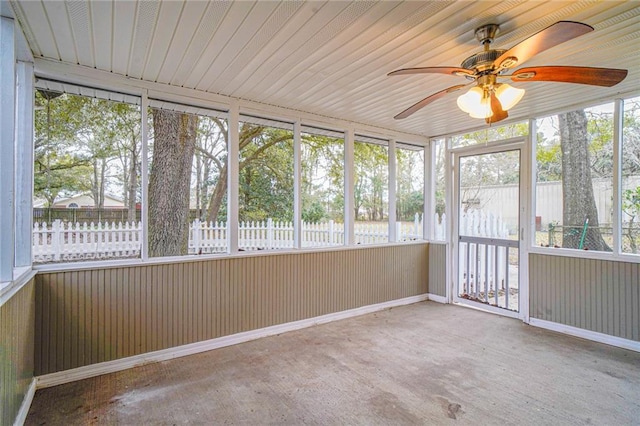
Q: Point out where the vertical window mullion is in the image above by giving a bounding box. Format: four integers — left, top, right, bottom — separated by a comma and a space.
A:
228, 101, 240, 253
425, 143, 433, 240
0, 17, 16, 281
529, 118, 538, 252
344, 128, 355, 245
444, 137, 453, 246
140, 92, 149, 261
612, 98, 623, 254
388, 139, 397, 242
293, 121, 302, 249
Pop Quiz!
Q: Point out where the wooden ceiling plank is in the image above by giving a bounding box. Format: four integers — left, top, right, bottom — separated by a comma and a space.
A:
182, 1, 257, 89
90, 0, 112, 71
197, 0, 281, 93
143, 1, 184, 83
41, 0, 76, 63
226, 1, 351, 98
219, 1, 328, 96
67, 1, 93, 68
259, 0, 405, 102
268, 1, 455, 109
204, 1, 304, 94
111, 0, 136, 76
160, 0, 212, 86
243, 0, 378, 102
126, 0, 160, 80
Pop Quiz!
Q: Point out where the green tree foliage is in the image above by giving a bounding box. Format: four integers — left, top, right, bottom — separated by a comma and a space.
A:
396, 148, 424, 222
623, 187, 640, 253
239, 126, 294, 222
355, 142, 388, 221
35, 91, 91, 205
301, 134, 344, 222
34, 91, 141, 210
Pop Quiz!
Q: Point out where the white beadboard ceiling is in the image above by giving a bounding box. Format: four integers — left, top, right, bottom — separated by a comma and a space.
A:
8, 0, 640, 138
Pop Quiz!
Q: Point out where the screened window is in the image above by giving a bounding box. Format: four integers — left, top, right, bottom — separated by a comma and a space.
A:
301, 126, 344, 247
238, 116, 294, 251
450, 121, 528, 148
622, 96, 640, 254
535, 103, 614, 252
354, 136, 389, 244
396, 143, 424, 241
33, 87, 142, 263
147, 103, 228, 257
433, 138, 447, 241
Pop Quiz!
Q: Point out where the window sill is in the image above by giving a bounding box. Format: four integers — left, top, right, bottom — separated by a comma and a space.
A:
32, 240, 430, 273
0, 268, 37, 308
528, 246, 640, 264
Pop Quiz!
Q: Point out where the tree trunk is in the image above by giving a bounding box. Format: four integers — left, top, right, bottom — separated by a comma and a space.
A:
148, 109, 198, 257
91, 158, 99, 207
207, 163, 227, 223
559, 110, 611, 251
99, 158, 106, 209
127, 141, 138, 223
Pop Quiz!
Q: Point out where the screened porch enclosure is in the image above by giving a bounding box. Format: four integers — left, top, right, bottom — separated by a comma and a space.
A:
1, 1, 639, 425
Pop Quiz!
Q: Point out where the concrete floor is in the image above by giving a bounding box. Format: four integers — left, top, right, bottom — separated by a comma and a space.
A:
26, 302, 640, 425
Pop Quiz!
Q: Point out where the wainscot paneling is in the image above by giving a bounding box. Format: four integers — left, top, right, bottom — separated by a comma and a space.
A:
1, 278, 35, 426
428, 243, 447, 298
530, 254, 639, 342
35, 244, 429, 375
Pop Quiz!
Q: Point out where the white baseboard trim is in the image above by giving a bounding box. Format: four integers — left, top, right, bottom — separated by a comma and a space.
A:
13, 377, 36, 426
529, 318, 640, 353
427, 293, 447, 304
36, 294, 429, 389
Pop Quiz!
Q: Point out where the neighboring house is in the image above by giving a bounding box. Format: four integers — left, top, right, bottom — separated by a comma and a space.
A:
33, 193, 125, 208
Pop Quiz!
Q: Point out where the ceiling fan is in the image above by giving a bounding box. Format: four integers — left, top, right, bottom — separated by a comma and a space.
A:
389, 21, 628, 123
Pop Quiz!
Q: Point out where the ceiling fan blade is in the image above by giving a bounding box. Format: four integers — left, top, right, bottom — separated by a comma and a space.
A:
388, 67, 474, 77
511, 66, 628, 87
394, 84, 468, 120
493, 21, 593, 70
486, 92, 508, 124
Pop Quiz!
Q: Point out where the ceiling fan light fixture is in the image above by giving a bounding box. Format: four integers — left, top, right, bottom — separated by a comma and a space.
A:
494, 83, 525, 110
457, 86, 492, 118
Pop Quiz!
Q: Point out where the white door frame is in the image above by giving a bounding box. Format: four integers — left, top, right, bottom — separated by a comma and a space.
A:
448, 137, 530, 321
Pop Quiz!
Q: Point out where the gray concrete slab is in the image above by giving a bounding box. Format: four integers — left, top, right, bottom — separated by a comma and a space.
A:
26, 302, 640, 425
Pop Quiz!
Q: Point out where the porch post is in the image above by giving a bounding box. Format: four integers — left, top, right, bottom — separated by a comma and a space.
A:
14, 60, 33, 267
0, 16, 15, 281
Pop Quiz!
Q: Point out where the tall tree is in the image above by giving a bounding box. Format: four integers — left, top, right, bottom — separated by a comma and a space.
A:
559, 110, 610, 251
148, 109, 198, 256
34, 91, 92, 205
204, 123, 292, 222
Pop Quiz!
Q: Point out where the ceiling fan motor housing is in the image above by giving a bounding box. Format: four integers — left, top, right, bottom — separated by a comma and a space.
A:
461, 49, 506, 73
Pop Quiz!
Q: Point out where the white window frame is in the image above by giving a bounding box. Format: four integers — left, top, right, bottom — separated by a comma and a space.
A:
527, 96, 640, 263
27, 68, 428, 272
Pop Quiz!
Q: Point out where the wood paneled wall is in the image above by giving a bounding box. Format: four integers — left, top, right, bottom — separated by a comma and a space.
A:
428, 243, 447, 297
35, 244, 429, 375
1, 279, 35, 426
530, 254, 639, 342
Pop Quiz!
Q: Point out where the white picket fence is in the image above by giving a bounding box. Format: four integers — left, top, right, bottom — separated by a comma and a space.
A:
432, 211, 510, 241
33, 214, 424, 262
455, 210, 515, 310
32, 220, 142, 262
